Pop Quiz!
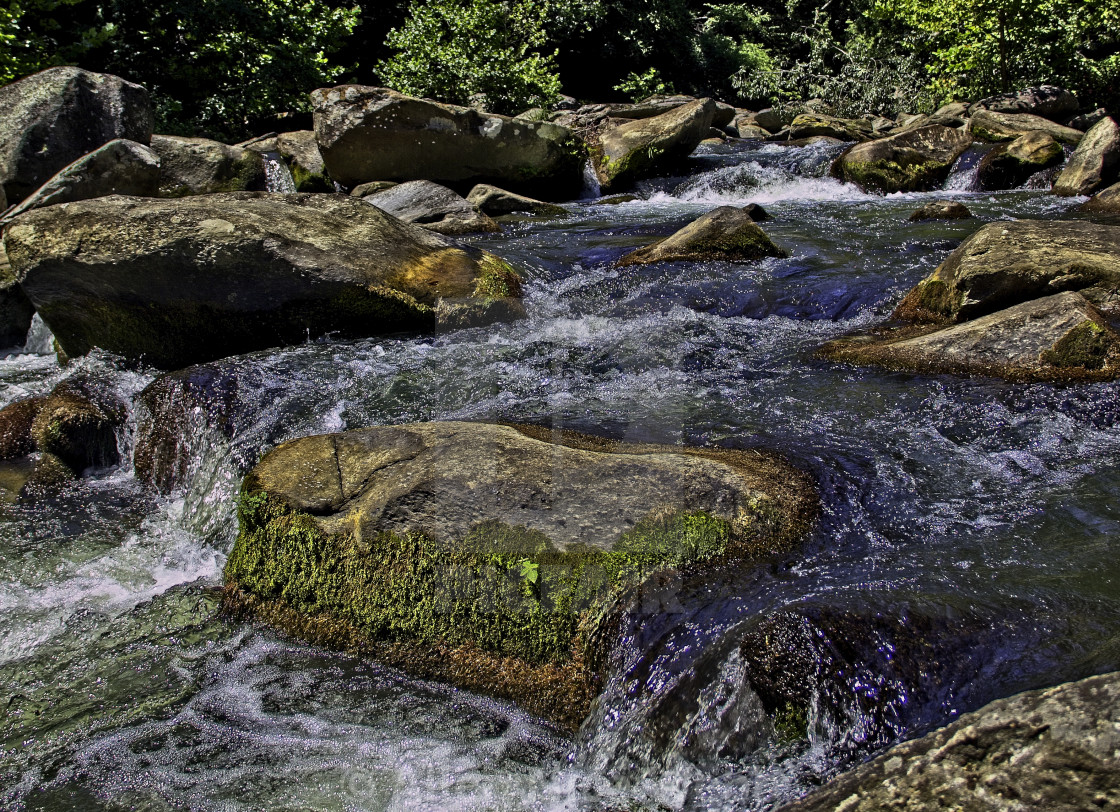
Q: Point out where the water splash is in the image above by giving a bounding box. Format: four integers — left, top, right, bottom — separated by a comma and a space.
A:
262, 152, 297, 194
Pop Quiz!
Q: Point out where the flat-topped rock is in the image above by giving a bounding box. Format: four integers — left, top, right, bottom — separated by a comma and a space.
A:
970, 109, 1083, 144
616, 206, 786, 266
778, 671, 1120, 812
225, 421, 815, 728
4, 193, 524, 368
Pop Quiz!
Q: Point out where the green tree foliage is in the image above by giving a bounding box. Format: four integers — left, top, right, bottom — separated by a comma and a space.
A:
0, 0, 358, 140
376, 0, 563, 114
873, 0, 1120, 108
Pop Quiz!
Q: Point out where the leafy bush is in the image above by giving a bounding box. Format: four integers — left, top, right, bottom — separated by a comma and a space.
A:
613, 68, 674, 101
377, 0, 562, 113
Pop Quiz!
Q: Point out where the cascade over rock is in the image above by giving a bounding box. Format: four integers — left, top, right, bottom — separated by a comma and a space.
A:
224, 421, 816, 729
3, 193, 525, 369
0, 67, 153, 206
831, 125, 972, 193
311, 86, 585, 200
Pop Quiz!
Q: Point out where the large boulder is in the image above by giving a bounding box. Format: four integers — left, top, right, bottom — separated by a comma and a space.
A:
968, 84, 1080, 120
466, 184, 567, 216
362, 180, 499, 235
3, 193, 525, 369
786, 113, 871, 142
0, 67, 153, 206
616, 206, 787, 266
591, 98, 717, 192
893, 220, 1120, 324
976, 131, 1064, 190
777, 671, 1120, 812
0, 139, 160, 224
311, 86, 585, 200
224, 421, 816, 729
830, 125, 973, 193
1053, 116, 1120, 197
151, 135, 266, 196
820, 291, 1120, 382
970, 109, 1083, 144
1082, 181, 1120, 214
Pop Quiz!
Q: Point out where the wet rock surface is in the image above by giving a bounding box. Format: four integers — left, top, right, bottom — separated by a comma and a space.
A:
831, 125, 972, 193
616, 206, 787, 266
907, 200, 973, 221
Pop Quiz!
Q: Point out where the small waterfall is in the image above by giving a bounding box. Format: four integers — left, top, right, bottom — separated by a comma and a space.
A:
22, 313, 54, 355
582, 158, 602, 198
943, 144, 989, 191
262, 151, 297, 193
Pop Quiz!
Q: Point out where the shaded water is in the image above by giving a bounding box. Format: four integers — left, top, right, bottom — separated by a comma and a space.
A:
3, 142, 1118, 810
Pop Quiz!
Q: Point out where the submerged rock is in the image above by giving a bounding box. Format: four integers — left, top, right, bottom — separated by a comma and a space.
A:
616, 206, 787, 266
969, 84, 1080, 120
151, 135, 266, 196
4, 193, 525, 369
466, 184, 567, 216
893, 220, 1120, 324
820, 292, 1120, 382
0, 139, 160, 223
363, 180, 500, 235
0, 67, 153, 206
311, 86, 585, 200
224, 421, 816, 729
1053, 116, 1120, 197
591, 98, 717, 192
831, 125, 972, 193
969, 109, 1083, 144
778, 671, 1120, 812
976, 131, 1064, 190
907, 200, 973, 221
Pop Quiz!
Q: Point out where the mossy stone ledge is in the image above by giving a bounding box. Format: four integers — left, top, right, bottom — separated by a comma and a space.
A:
224, 421, 816, 730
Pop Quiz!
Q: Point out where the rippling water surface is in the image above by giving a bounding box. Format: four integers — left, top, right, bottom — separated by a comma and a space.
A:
2, 141, 1117, 811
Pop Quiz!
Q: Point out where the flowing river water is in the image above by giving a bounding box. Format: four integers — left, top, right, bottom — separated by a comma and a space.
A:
2, 141, 1118, 811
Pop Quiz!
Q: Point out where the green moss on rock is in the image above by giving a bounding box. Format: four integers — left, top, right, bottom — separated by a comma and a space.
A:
1041, 319, 1110, 369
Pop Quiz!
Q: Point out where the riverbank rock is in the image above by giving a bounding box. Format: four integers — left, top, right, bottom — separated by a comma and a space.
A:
786, 113, 871, 142
907, 200, 972, 221
0, 67, 153, 206
151, 135, 266, 197
616, 206, 787, 266
3, 193, 525, 369
466, 184, 567, 216
969, 84, 1080, 120
311, 86, 585, 200
1082, 182, 1120, 214
820, 292, 1120, 382
591, 98, 717, 193
893, 220, 1120, 324
969, 109, 1083, 144
778, 671, 1120, 812
0, 140, 160, 224
363, 180, 499, 235
223, 421, 816, 729
976, 131, 1064, 190
831, 125, 972, 193
1053, 116, 1120, 197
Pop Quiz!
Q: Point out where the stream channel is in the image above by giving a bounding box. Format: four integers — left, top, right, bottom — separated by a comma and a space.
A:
2, 140, 1119, 811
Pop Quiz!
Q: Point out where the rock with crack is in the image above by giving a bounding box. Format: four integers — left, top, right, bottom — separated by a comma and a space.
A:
616, 206, 787, 266
777, 671, 1120, 812
223, 421, 816, 730
3, 192, 525, 369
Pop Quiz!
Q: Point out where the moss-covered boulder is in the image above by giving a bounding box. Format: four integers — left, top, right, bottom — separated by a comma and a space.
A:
591, 99, 717, 192
830, 126, 972, 193
893, 221, 1120, 324
311, 86, 585, 200
969, 109, 1083, 144
976, 131, 1064, 190
363, 180, 500, 235
777, 671, 1120, 812
907, 200, 972, 221
1053, 116, 1120, 197
224, 421, 815, 728
616, 206, 787, 266
0, 139, 160, 224
3, 192, 525, 369
0, 67, 153, 206
820, 291, 1120, 382
151, 135, 266, 197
